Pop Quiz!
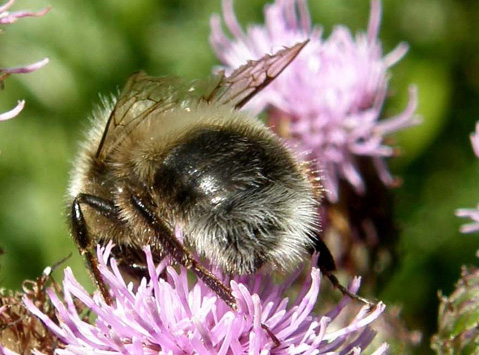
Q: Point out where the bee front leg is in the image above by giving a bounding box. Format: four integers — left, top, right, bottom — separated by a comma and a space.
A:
129, 194, 238, 310
71, 193, 119, 305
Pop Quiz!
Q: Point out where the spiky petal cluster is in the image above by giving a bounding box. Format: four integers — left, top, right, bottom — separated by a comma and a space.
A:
0, 0, 49, 121
210, 0, 419, 201
432, 260, 479, 353
16, 243, 388, 354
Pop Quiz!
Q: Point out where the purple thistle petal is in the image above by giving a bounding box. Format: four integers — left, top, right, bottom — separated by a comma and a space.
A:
371, 343, 390, 354
0, 0, 14, 13
2, 58, 49, 75
0, 1, 49, 121
0, 1, 50, 24
456, 207, 479, 234
0, 100, 24, 121
221, 0, 244, 39
367, 0, 381, 43
210, 0, 419, 202
323, 302, 386, 341
456, 122, 479, 234
383, 42, 409, 67
376, 86, 420, 135
20, 243, 386, 353
471, 121, 479, 159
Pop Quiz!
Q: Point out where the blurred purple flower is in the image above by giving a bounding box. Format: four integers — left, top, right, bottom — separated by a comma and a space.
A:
456, 122, 479, 234
0, 0, 49, 24
456, 206, 479, 234
210, 0, 419, 201
0, 0, 49, 121
22, 243, 387, 354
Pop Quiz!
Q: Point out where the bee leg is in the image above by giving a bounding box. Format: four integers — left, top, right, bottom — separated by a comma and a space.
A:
71, 193, 119, 305
129, 194, 238, 310
315, 235, 375, 307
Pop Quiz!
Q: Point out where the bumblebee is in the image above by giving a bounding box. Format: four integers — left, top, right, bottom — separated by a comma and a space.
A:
67, 42, 350, 308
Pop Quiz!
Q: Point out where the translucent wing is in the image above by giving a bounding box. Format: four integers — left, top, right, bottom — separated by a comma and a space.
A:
95, 73, 187, 159
204, 40, 308, 109
95, 41, 307, 160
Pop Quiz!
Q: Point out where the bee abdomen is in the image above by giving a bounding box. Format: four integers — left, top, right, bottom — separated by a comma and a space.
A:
154, 127, 317, 274
155, 128, 278, 208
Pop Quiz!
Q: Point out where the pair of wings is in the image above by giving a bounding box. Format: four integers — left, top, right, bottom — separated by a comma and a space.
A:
95, 41, 307, 160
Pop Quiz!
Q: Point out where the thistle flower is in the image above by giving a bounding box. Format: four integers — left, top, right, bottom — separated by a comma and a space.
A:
210, 0, 419, 202
13, 243, 388, 354
456, 122, 479, 234
0, 0, 49, 121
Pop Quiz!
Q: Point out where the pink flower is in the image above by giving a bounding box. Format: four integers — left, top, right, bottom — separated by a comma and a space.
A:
0, 0, 49, 121
19, 243, 388, 354
456, 122, 479, 234
210, 0, 419, 201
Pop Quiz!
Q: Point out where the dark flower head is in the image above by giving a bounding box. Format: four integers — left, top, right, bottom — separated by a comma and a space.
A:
0, 266, 59, 355
15, 243, 388, 354
210, 0, 419, 202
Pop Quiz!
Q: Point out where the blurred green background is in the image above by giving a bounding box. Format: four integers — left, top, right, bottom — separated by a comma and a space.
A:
1, 0, 478, 353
